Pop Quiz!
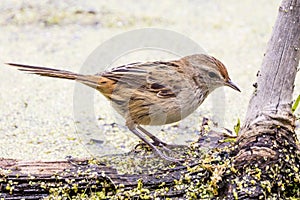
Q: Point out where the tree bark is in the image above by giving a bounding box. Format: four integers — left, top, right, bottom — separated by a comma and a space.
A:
224, 0, 300, 198
243, 0, 300, 126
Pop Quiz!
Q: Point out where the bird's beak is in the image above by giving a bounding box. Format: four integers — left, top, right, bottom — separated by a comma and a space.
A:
225, 80, 241, 92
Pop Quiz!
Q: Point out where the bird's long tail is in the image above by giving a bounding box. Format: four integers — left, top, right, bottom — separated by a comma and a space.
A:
6, 63, 103, 90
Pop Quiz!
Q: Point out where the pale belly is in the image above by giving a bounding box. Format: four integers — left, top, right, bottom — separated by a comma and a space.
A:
109, 87, 209, 126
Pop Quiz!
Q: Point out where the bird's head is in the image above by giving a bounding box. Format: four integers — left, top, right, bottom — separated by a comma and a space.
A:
183, 54, 241, 92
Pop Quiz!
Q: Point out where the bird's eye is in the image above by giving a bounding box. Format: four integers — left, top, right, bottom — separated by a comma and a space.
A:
208, 72, 217, 78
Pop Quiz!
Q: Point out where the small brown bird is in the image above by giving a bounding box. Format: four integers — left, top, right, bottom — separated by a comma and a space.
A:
7, 54, 240, 162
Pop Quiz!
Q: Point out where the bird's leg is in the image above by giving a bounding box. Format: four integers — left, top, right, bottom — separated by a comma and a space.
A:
136, 125, 167, 146
128, 125, 183, 163
137, 125, 173, 153
137, 125, 187, 149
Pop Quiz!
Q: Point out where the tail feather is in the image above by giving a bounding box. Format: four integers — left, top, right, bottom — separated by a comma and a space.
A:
6, 63, 80, 80
6, 63, 117, 97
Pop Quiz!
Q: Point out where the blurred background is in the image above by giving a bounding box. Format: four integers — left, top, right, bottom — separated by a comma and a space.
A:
0, 0, 298, 161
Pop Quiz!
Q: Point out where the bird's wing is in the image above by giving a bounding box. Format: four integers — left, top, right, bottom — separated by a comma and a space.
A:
100, 61, 186, 98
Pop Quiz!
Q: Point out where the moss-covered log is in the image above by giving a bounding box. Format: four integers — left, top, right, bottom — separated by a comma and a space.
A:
0, 128, 234, 199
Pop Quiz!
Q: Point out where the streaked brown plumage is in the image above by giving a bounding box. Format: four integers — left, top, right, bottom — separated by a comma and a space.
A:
7, 54, 240, 162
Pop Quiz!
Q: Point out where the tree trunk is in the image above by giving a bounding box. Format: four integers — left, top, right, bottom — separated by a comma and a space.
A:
243, 0, 299, 126
224, 0, 300, 198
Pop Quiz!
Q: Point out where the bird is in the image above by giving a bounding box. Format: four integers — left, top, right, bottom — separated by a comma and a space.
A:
6, 54, 240, 162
